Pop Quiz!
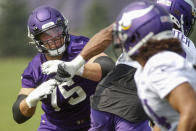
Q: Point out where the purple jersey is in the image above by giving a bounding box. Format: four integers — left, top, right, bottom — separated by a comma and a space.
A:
21, 35, 98, 130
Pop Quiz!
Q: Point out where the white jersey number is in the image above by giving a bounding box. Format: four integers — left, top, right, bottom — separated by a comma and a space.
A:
51, 82, 87, 111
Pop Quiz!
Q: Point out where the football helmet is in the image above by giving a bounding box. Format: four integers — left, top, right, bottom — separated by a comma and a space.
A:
156, 0, 196, 37
28, 6, 69, 56
113, 1, 174, 57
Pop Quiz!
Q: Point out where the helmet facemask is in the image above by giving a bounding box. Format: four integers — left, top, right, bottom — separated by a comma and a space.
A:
36, 23, 69, 56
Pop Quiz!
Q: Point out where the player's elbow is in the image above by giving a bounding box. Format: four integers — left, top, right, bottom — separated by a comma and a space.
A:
12, 103, 26, 124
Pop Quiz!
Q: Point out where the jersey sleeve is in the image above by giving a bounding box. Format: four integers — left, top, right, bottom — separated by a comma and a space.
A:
21, 55, 43, 88
21, 62, 37, 88
147, 52, 189, 98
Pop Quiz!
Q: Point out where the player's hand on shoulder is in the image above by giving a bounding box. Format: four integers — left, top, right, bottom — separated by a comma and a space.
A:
41, 60, 63, 75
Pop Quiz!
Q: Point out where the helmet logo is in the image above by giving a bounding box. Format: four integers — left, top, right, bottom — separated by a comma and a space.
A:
42, 22, 55, 30
118, 5, 154, 31
157, 0, 172, 6
122, 25, 131, 30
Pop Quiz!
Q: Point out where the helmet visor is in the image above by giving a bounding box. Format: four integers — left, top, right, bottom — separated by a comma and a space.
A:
39, 25, 65, 50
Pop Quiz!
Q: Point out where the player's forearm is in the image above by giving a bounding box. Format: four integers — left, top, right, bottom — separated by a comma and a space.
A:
177, 113, 196, 131
80, 24, 113, 61
82, 63, 102, 81
20, 99, 36, 117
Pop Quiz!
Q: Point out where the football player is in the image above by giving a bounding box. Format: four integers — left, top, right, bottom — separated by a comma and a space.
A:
115, 1, 196, 131
12, 6, 115, 131
156, 0, 196, 64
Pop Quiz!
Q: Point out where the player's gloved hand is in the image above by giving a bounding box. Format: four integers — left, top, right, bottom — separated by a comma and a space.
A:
41, 60, 63, 75
26, 79, 57, 108
55, 55, 85, 82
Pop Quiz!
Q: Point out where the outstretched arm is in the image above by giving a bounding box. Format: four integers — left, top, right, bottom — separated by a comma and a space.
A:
54, 52, 115, 82
80, 53, 114, 81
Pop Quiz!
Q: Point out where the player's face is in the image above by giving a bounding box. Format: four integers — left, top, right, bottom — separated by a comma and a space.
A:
39, 26, 64, 50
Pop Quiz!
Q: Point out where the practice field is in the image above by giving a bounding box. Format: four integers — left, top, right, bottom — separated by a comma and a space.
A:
0, 57, 43, 131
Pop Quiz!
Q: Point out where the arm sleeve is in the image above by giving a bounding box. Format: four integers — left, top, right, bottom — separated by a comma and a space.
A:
93, 56, 115, 78
12, 95, 31, 124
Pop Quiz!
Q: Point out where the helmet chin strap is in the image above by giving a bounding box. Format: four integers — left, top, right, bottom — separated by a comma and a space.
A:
47, 44, 66, 56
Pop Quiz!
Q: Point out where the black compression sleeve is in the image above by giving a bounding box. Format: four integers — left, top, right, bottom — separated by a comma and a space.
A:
94, 56, 115, 78
12, 94, 31, 124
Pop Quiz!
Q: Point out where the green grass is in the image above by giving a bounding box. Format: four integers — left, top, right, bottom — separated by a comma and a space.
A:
0, 57, 43, 131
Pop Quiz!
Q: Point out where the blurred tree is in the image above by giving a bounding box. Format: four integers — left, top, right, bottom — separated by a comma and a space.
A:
83, 1, 110, 37
81, 1, 117, 58
0, 0, 36, 57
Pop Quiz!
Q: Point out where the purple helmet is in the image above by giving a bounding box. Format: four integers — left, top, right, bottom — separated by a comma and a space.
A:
156, 0, 196, 36
28, 6, 69, 56
113, 1, 174, 57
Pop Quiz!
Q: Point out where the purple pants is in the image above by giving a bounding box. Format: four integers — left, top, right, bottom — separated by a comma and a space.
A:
88, 109, 151, 131
37, 114, 90, 131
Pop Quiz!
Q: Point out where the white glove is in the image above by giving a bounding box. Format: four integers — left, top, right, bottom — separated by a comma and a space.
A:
55, 55, 86, 82
41, 60, 63, 75
26, 79, 58, 108
41, 55, 85, 82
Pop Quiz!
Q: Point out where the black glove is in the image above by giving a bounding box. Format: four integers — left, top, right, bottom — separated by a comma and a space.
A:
55, 64, 71, 82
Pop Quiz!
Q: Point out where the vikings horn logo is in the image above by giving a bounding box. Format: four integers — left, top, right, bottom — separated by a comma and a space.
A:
118, 5, 154, 31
